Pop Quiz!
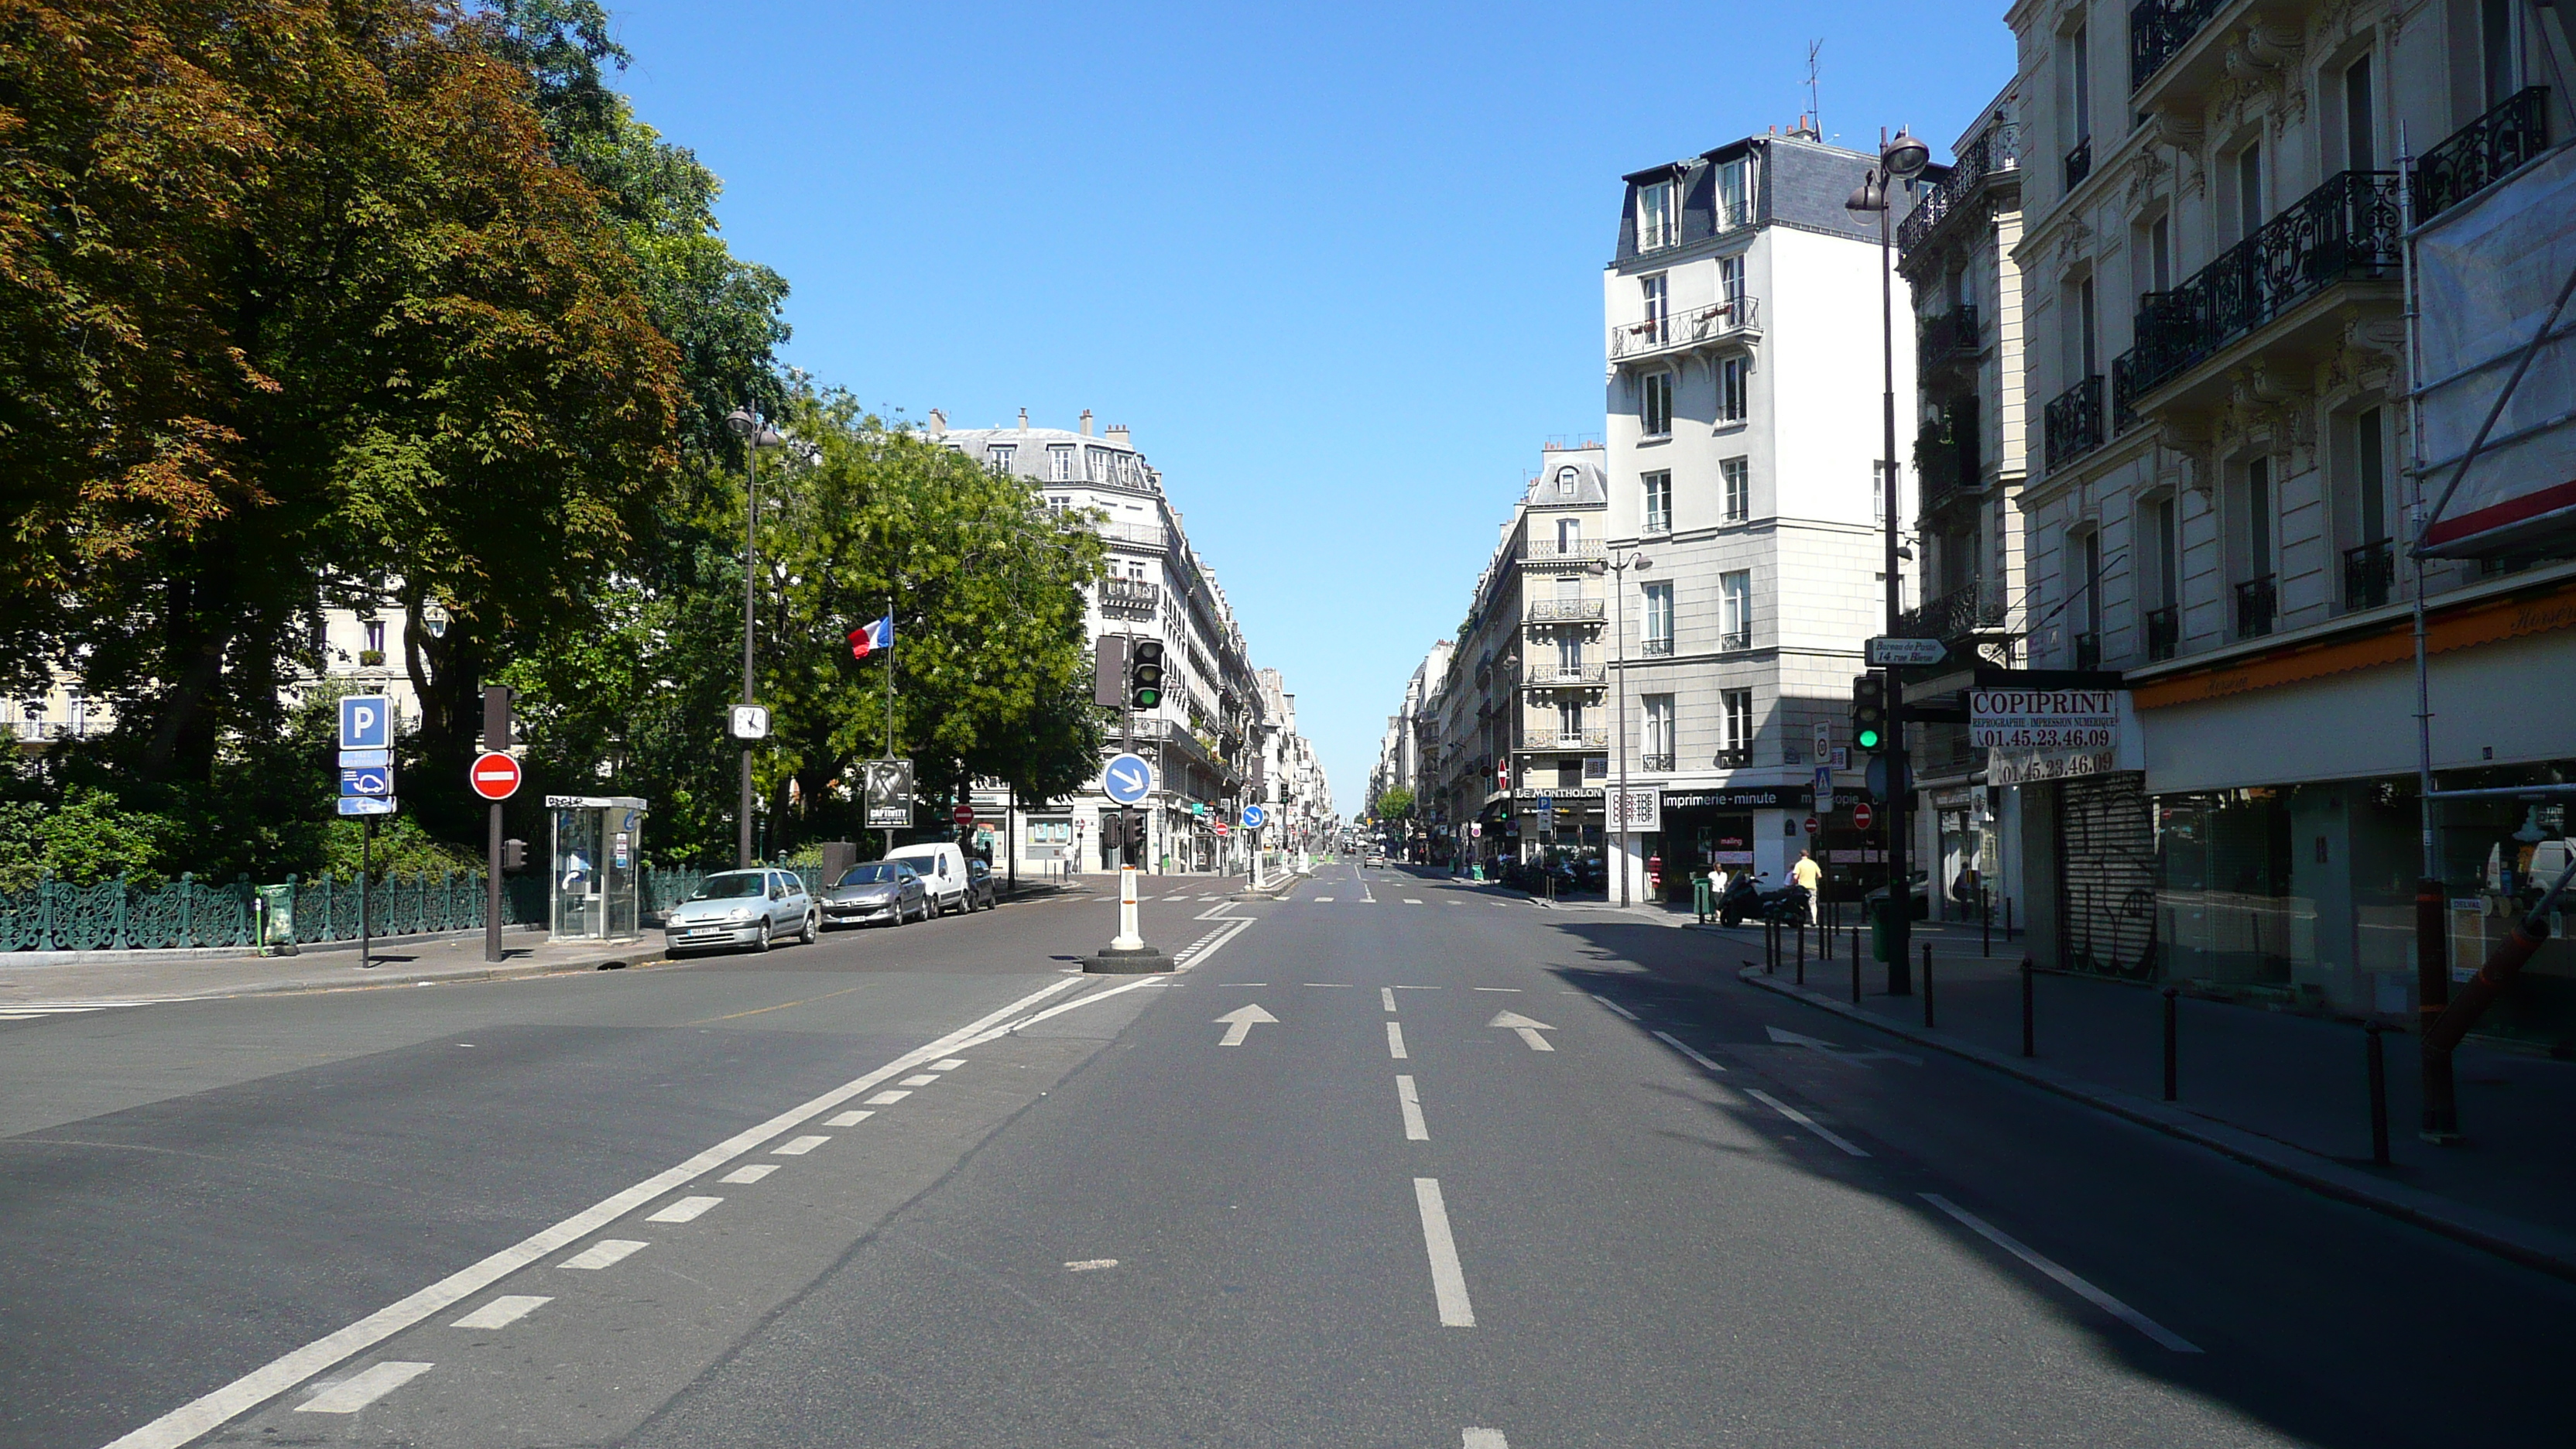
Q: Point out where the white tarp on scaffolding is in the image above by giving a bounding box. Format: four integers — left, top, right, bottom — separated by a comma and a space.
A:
2416, 142, 2576, 558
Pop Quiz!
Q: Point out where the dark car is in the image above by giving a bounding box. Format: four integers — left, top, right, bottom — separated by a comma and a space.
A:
964, 857, 999, 911
820, 861, 930, 929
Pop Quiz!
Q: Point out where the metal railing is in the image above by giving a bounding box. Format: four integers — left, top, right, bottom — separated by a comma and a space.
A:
1916, 405, 1982, 514
2129, 0, 2227, 91
1639, 752, 1677, 772
1899, 577, 2009, 641
1526, 540, 1605, 563
1526, 598, 1605, 623
1917, 305, 1982, 370
2064, 136, 2093, 191
2109, 351, 2145, 435
1098, 577, 1160, 613
1640, 636, 1675, 657
2043, 374, 2105, 471
1097, 520, 1169, 551
1715, 747, 1752, 769
1522, 663, 1606, 687
2344, 540, 2395, 611
2126, 170, 2402, 400
1608, 296, 1760, 361
2235, 575, 2278, 639
1898, 119, 2019, 259
1535, 728, 1609, 750
2413, 87, 2550, 222
1719, 629, 1753, 653
0, 870, 558, 952
2145, 605, 2180, 661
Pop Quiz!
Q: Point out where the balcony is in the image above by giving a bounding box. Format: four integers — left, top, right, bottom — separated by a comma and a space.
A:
1096, 520, 1168, 552
1916, 402, 1983, 519
1714, 746, 1752, 769
1525, 539, 1604, 564
1521, 663, 1606, 690
1917, 305, 1982, 376
2144, 605, 2179, 662
2125, 171, 2402, 403
1608, 295, 1761, 365
1718, 628, 1753, 653
1899, 576, 2009, 642
1536, 728, 1610, 750
2129, 0, 2228, 92
2073, 632, 2102, 671
2413, 88, 2550, 223
1098, 577, 1160, 615
1638, 752, 1677, 772
1526, 598, 1605, 625
2063, 136, 2092, 192
1897, 117, 2020, 260
2109, 351, 2145, 436
2235, 575, 2278, 640
2344, 540, 2395, 611
2043, 374, 2105, 472
1640, 636, 1675, 658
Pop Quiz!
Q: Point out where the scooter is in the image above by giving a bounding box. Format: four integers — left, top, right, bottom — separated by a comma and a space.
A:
1716, 872, 1810, 927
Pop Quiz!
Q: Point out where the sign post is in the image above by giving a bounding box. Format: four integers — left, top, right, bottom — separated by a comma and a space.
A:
478, 687, 516, 962
337, 697, 394, 970
1092, 752, 1166, 972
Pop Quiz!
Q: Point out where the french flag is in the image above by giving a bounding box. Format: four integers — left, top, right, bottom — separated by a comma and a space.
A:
848, 615, 893, 660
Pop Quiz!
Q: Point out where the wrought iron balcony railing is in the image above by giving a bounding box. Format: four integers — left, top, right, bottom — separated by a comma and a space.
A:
1522, 663, 1606, 689
1097, 520, 1169, 551
1638, 752, 1677, 772
1917, 305, 1982, 372
2126, 170, 2402, 400
1640, 636, 1675, 658
1608, 296, 1761, 361
2064, 136, 2092, 191
1540, 728, 1610, 750
2413, 87, 2550, 223
1526, 598, 1606, 624
2235, 575, 2278, 639
1899, 576, 2009, 642
2129, 0, 2227, 91
2344, 540, 2395, 611
2109, 351, 2145, 435
2073, 631, 2102, 671
1714, 747, 1752, 769
2144, 605, 2179, 662
1098, 577, 1160, 614
1526, 540, 1605, 563
2043, 374, 2105, 471
1897, 118, 2019, 259
1916, 402, 1983, 516
1719, 629, 1753, 653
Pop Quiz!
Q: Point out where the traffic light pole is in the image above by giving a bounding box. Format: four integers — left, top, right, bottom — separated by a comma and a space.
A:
1876, 193, 1913, 999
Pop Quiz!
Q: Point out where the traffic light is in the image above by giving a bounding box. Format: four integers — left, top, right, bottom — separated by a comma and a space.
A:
481, 683, 516, 752
1129, 639, 1166, 709
1852, 673, 1888, 754
500, 838, 527, 870
1094, 635, 1128, 708
1100, 814, 1125, 850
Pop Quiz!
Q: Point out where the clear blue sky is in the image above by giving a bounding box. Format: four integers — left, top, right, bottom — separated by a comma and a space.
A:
604, 1, 2016, 811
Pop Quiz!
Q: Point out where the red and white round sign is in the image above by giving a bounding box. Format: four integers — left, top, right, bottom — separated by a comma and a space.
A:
1852, 802, 1875, 831
951, 803, 975, 825
470, 752, 523, 801
1804, 815, 1821, 834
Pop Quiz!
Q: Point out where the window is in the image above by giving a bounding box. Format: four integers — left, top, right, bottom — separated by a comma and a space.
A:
1556, 632, 1582, 673
2235, 457, 2278, 638
2150, 214, 2171, 292
363, 619, 385, 656
1719, 570, 1752, 649
2338, 407, 2395, 610
1637, 179, 1678, 250
1874, 461, 1896, 522
1642, 471, 1673, 534
1718, 255, 1745, 312
1642, 581, 1674, 655
2074, 529, 2103, 636
2483, 0, 2520, 108
1643, 694, 1676, 768
1640, 274, 1669, 343
2235, 140, 2264, 241
1555, 464, 1581, 499
1046, 495, 1068, 510
2150, 495, 2179, 609
2068, 25, 2091, 146
1557, 516, 1582, 552
2344, 54, 2376, 172
1714, 157, 1750, 228
1716, 357, 1747, 422
1556, 698, 1583, 741
1641, 372, 1674, 438
1721, 689, 1754, 766
1721, 457, 1749, 522
2076, 274, 2098, 379
988, 444, 1016, 471
1048, 446, 1074, 481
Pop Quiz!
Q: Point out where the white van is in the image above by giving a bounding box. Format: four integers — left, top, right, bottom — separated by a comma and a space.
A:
886, 842, 975, 915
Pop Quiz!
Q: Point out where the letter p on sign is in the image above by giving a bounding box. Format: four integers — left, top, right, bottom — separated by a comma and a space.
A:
340, 695, 392, 750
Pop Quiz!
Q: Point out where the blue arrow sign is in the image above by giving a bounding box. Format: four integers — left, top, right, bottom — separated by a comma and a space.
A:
1102, 752, 1153, 806
337, 796, 397, 817
1240, 803, 1266, 830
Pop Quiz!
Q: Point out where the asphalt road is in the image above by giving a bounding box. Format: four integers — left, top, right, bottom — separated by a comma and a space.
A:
8, 865, 2574, 1448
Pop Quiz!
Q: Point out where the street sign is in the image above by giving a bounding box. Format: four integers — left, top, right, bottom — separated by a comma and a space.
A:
1813, 766, 1833, 799
1866, 636, 1948, 667
728, 704, 770, 741
1103, 752, 1153, 806
1190, 801, 1205, 818
1804, 815, 1821, 834
863, 759, 915, 828
1853, 801, 1875, 831
340, 767, 393, 797
1241, 803, 1266, 830
337, 796, 396, 817
339, 748, 392, 769
470, 752, 523, 801
951, 803, 975, 825
339, 695, 391, 750
1214, 820, 1230, 837
1813, 722, 1831, 761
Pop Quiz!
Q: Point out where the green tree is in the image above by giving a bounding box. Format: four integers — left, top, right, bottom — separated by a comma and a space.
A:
1375, 788, 1416, 820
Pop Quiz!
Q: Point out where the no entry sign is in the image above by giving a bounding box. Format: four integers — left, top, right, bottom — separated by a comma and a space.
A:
951, 803, 975, 825
1852, 801, 1875, 831
469, 752, 523, 801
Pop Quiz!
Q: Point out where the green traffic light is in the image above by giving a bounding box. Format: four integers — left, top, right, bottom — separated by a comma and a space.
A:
1855, 727, 1882, 750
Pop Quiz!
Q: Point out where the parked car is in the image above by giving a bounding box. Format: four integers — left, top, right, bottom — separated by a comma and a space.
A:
1364, 848, 1387, 867
963, 857, 999, 910
885, 841, 973, 915
664, 868, 817, 954
819, 861, 930, 929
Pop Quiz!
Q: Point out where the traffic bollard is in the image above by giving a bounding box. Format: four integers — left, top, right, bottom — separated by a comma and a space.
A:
1921, 944, 1934, 1029
2163, 987, 2180, 1101
2005, 896, 2016, 941
1982, 886, 1992, 955
2366, 1023, 2391, 1166
1849, 924, 1862, 1005
1766, 919, 1776, 975
1796, 921, 1807, 985
2020, 956, 2036, 1057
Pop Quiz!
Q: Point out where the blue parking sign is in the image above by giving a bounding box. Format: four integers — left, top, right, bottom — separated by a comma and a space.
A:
340, 695, 392, 750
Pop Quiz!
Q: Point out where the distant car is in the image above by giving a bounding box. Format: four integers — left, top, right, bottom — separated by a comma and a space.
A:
664, 868, 816, 954
964, 857, 999, 910
1364, 849, 1387, 868
820, 861, 930, 928
886, 842, 973, 915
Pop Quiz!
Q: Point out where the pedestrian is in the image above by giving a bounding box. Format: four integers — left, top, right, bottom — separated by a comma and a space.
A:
1790, 848, 1824, 926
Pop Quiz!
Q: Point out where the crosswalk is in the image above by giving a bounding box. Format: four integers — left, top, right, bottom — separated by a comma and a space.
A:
0, 1000, 148, 1022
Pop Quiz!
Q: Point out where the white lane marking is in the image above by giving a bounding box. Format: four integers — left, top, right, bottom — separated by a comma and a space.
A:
1003, 976, 1170, 1034
1653, 1030, 1728, 1073
1064, 1259, 1120, 1273
1488, 1011, 1556, 1051
1588, 992, 1639, 1021
558, 1239, 646, 1270
1314, 896, 1335, 902
1920, 1194, 2203, 1352
719, 1164, 777, 1184
1382, 988, 1399, 1012
1397, 1075, 1430, 1140
1464, 1432, 1510, 1449
293, 1362, 433, 1414
825, 1110, 875, 1127
773, 1135, 832, 1155
1392, 985, 1440, 990
1412, 1178, 1476, 1327
1404, 898, 1424, 905
1303, 981, 1354, 987
864, 1091, 910, 1105
1443, 899, 1465, 906
645, 1196, 721, 1224
1472, 986, 1521, 992
1742, 1088, 1871, 1156
897, 1074, 940, 1087
930, 1058, 967, 1070
1386, 1022, 1410, 1060
1214, 1004, 1279, 1046
449, 1296, 550, 1331
0, 1000, 150, 1018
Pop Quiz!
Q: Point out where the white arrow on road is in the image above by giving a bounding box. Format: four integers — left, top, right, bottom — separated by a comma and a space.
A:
1488, 1010, 1556, 1052
1214, 1004, 1278, 1046
1764, 1024, 1920, 1065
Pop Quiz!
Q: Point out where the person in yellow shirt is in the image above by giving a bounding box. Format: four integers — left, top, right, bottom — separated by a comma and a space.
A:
1790, 849, 1824, 925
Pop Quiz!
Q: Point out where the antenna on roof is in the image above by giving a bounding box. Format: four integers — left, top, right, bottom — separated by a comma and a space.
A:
1806, 39, 1823, 140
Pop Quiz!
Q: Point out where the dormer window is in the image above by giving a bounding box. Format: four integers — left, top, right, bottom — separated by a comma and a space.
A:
1637, 179, 1679, 251
988, 444, 1016, 471
1714, 158, 1751, 228
1555, 466, 1581, 499
1048, 445, 1074, 481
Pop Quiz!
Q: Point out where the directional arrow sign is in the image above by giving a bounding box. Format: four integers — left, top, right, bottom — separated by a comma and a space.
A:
1214, 1004, 1277, 1046
1103, 752, 1154, 807
1763, 1024, 1920, 1065
1488, 1010, 1557, 1052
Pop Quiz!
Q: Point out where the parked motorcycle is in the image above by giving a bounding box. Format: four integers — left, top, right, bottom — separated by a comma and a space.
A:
1716, 872, 1810, 927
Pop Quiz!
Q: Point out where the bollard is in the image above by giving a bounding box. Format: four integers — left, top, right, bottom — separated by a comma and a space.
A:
1765, 918, 1776, 975
2163, 987, 2180, 1101
1982, 886, 1992, 956
2020, 956, 2035, 1057
1921, 944, 1934, 1028
2366, 1023, 2391, 1167
1849, 922, 1862, 1005
1796, 921, 1807, 985
2005, 896, 2016, 941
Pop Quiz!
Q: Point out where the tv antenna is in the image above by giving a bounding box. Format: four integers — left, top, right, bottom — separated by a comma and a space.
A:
1806, 39, 1823, 139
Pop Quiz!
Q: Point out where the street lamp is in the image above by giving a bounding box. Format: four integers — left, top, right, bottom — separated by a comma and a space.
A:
1846, 128, 1930, 993
726, 406, 786, 869
1598, 550, 1652, 906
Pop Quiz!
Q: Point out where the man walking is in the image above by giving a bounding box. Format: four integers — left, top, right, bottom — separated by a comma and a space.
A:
1790, 848, 1824, 927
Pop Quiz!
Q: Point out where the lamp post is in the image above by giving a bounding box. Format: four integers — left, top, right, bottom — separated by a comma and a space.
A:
1847, 127, 1931, 994
725, 406, 786, 869
1598, 550, 1653, 906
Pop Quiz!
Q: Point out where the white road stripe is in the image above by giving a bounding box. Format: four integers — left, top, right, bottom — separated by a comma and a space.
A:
772, 1135, 832, 1155
449, 1296, 549, 1331
1064, 1259, 1119, 1273
1742, 1088, 1870, 1156
1920, 1194, 2203, 1352
1404, 898, 1423, 905
1653, 1030, 1728, 1073
557, 1239, 646, 1271
864, 1090, 910, 1105
718, 1164, 777, 1184
930, 1058, 967, 1070
1588, 992, 1639, 1021
1001, 977, 1170, 1035
824, 1110, 874, 1127
1413, 1178, 1476, 1327
1397, 1075, 1430, 1140
644, 1196, 721, 1224
1314, 896, 1335, 902
1472, 986, 1520, 992
897, 1074, 939, 1086
1386, 1022, 1409, 1060
1463, 1432, 1509, 1449
1381, 988, 1399, 1012
293, 1362, 433, 1414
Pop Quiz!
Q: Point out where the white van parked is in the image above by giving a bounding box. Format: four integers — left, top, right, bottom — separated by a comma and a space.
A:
886, 842, 975, 915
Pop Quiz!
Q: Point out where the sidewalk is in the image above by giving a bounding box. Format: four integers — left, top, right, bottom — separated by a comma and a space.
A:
0, 928, 663, 1009
1735, 920, 2576, 1279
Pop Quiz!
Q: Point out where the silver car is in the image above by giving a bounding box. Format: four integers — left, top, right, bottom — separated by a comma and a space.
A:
663, 868, 817, 954
820, 862, 930, 928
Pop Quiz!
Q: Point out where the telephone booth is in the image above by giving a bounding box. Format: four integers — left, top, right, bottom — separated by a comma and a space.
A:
546, 794, 648, 942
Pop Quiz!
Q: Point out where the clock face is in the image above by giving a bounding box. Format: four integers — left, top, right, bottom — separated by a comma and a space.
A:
729, 705, 771, 741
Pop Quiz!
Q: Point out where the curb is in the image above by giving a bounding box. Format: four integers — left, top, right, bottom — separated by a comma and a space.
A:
18, 949, 672, 1009
1737, 964, 2576, 1285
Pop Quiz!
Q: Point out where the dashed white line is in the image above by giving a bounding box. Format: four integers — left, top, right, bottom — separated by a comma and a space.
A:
645, 1195, 721, 1224
930, 1058, 967, 1070
1314, 896, 1336, 902
293, 1362, 433, 1414
1382, 987, 1399, 1012
719, 1164, 777, 1184
1588, 992, 1639, 1021
897, 1074, 940, 1087
1064, 1259, 1120, 1273
864, 1091, 910, 1105
449, 1296, 549, 1331
557, 1239, 646, 1271
824, 1110, 875, 1127
1403, 898, 1424, 905
773, 1134, 833, 1154
1413, 1178, 1476, 1327
1472, 986, 1522, 992
1742, 1088, 1870, 1156
1653, 1030, 1728, 1073
1920, 1194, 2203, 1352
1386, 1022, 1410, 1060
1464, 1431, 1510, 1449
1303, 982, 1353, 988
1396, 1075, 1430, 1140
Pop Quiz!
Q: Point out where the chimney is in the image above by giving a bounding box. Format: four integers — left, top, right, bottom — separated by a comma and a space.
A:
1106, 424, 1131, 449
1017, 408, 1029, 432
927, 408, 946, 437
1080, 409, 1094, 437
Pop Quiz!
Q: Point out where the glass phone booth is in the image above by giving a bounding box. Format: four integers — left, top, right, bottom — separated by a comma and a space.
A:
546, 794, 648, 942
